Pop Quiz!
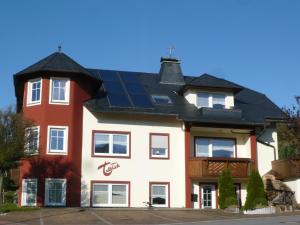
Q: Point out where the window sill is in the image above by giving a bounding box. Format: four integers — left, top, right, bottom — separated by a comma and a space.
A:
26, 102, 41, 107
92, 154, 130, 159
49, 101, 70, 105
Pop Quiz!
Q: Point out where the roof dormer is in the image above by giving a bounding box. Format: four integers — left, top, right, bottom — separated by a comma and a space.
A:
178, 74, 243, 109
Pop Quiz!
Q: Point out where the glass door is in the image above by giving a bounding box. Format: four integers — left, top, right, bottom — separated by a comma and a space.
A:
200, 184, 216, 209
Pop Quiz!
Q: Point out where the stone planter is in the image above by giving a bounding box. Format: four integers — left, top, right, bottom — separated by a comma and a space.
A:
224, 206, 240, 213
243, 206, 276, 215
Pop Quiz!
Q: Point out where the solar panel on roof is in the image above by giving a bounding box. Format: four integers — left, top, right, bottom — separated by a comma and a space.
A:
130, 94, 153, 108
124, 83, 145, 94
119, 72, 153, 108
107, 93, 132, 107
100, 70, 119, 82
100, 70, 133, 108
103, 81, 124, 94
119, 72, 139, 83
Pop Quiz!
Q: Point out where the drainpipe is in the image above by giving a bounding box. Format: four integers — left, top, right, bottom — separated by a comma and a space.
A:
256, 121, 277, 161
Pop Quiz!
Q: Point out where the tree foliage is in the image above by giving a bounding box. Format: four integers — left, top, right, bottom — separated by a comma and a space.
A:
0, 107, 33, 204
218, 169, 237, 209
278, 96, 300, 159
244, 170, 267, 210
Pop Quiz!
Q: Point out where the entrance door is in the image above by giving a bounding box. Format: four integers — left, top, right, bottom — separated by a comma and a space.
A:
200, 184, 216, 209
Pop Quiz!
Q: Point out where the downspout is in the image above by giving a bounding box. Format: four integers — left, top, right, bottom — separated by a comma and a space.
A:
256, 121, 277, 161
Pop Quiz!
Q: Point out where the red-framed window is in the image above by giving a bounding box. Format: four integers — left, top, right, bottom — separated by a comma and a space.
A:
149, 133, 170, 159
92, 130, 131, 158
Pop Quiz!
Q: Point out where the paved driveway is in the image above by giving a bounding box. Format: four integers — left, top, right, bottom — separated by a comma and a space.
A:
0, 208, 300, 225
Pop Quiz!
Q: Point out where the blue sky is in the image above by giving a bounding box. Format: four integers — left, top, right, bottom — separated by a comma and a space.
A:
1, 0, 299, 109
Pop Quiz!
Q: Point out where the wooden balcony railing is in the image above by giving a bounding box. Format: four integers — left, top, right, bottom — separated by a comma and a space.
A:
271, 159, 300, 180
188, 157, 254, 179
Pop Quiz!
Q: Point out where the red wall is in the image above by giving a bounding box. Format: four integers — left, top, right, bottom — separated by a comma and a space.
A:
18, 74, 95, 207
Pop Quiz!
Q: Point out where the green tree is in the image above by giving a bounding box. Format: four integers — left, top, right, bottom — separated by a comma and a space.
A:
278, 96, 300, 159
218, 169, 237, 209
0, 107, 33, 204
244, 170, 267, 210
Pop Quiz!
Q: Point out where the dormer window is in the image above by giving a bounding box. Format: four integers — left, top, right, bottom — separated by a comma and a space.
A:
152, 95, 172, 104
196, 92, 226, 109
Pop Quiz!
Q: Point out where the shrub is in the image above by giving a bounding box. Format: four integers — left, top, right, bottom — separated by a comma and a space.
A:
218, 169, 237, 209
0, 203, 39, 213
244, 170, 268, 210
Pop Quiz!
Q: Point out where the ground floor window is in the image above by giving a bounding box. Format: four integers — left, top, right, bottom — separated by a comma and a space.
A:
45, 179, 66, 206
22, 179, 37, 206
150, 182, 169, 207
92, 182, 129, 207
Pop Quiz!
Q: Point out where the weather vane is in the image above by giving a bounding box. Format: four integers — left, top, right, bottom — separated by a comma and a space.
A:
168, 46, 175, 58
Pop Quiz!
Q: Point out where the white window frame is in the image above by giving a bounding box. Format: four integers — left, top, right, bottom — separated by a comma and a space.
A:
195, 137, 236, 158
200, 184, 216, 209
49, 77, 70, 105
92, 183, 129, 207
150, 134, 169, 159
27, 78, 42, 106
196, 92, 227, 109
45, 178, 66, 206
47, 126, 68, 155
25, 126, 40, 155
21, 179, 37, 206
93, 132, 129, 157
150, 183, 169, 208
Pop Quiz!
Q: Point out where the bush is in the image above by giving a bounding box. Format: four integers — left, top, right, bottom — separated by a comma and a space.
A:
0, 203, 39, 213
218, 169, 237, 209
3, 191, 17, 204
244, 170, 268, 210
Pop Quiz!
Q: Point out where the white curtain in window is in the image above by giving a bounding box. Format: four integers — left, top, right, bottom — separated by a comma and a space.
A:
197, 92, 209, 107
151, 135, 168, 149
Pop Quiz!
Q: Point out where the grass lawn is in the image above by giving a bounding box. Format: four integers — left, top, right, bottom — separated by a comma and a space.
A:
0, 203, 39, 213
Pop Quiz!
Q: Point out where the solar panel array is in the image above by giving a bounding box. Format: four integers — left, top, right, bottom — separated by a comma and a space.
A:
99, 70, 153, 108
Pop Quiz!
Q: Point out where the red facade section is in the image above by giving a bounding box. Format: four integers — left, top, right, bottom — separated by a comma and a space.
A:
250, 133, 257, 168
18, 74, 95, 207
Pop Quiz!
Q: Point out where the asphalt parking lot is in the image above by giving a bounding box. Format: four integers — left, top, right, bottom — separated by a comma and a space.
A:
1, 208, 300, 225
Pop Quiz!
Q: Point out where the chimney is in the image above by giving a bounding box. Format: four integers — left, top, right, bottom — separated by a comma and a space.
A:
159, 57, 185, 85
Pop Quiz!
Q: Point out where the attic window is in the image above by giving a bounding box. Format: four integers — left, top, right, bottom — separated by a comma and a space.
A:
151, 95, 172, 104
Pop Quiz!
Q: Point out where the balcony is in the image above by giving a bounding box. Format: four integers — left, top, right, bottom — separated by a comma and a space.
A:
271, 159, 300, 180
188, 157, 254, 179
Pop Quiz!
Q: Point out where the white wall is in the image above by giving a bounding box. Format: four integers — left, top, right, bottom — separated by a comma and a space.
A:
257, 128, 278, 176
284, 179, 300, 203
81, 107, 186, 208
183, 89, 234, 109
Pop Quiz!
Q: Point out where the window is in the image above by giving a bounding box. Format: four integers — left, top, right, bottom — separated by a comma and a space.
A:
45, 179, 66, 206
50, 78, 70, 104
27, 78, 42, 105
195, 138, 235, 158
212, 93, 226, 109
150, 134, 169, 159
92, 183, 129, 207
150, 183, 169, 207
196, 92, 226, 109
47, 126, 68, 154
22, 179, 37, 206
151, 95, 172, 104
93, 132, 130, 157
25, 126, 39, 154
